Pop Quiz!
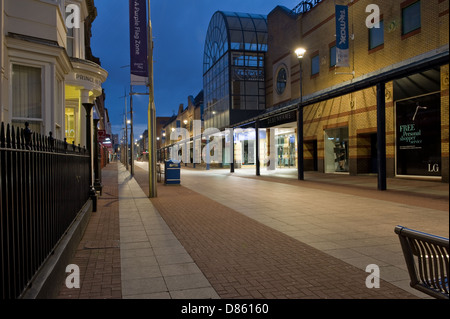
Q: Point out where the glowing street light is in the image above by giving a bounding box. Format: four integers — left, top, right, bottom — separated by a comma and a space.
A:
295, 47, 306, 59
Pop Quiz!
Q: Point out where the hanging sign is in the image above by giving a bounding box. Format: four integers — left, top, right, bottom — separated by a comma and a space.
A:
129, 0, 148, 86
335, 5, 350, 67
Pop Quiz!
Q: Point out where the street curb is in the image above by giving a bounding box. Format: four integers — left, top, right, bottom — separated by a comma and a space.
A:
20, 199, 94, 299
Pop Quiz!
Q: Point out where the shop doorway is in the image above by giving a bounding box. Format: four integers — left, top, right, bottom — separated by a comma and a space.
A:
305, 140, 318, 171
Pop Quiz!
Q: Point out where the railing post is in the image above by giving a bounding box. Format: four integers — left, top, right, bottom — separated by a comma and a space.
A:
23, 123, 31, 150
48, 132, 54, 152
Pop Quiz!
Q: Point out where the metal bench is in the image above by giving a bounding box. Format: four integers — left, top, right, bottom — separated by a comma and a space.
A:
395, 225, 449, 299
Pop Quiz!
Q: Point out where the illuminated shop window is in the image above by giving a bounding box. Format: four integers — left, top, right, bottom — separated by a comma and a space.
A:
65, 107, 77, 145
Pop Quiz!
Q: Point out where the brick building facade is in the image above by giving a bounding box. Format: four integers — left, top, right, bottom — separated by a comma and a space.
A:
259, 0, 449, 181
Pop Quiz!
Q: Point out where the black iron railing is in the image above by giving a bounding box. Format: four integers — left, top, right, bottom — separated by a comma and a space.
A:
0, 122, 90, 299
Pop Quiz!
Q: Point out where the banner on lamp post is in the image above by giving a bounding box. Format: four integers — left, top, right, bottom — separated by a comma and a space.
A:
335, 5, 350, 67
129, 0, 149, 86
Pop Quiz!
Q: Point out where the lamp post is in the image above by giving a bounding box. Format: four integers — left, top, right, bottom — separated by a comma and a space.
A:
93, 117, 103, 194
127, 119, 131, 171
295, 47, 306, 181
82, 102, 97, 211
147, 0, 157, 198
129, 85, 134, 176
121, 88, 129, 171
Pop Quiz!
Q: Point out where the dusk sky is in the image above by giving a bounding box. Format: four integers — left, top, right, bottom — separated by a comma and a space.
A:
91, 0, 301, 140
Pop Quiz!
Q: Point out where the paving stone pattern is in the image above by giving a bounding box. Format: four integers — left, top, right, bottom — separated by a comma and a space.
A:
58, 163, 121, 299
135, 167, 417, 299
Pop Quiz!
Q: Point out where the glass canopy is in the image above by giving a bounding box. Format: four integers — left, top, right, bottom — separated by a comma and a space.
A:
203, 11, 268, 74
203, 11, 268, 130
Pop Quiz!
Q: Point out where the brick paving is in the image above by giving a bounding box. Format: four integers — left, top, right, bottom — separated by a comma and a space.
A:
57, 163, 121, 299
242, 172, 449, 212
133, 165, 417, 299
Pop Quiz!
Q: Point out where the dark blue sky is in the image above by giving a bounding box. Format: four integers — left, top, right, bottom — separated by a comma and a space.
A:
91, 0, 300, 139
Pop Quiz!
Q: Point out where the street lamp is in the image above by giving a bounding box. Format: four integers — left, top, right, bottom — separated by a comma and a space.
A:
147, 0, 157, 198
295, 48, 306, 60
295, 47, 306, 181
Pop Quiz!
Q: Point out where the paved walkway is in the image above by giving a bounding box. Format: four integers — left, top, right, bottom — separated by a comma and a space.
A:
58, 163, 121, 299
57, 161, 448, 299
117, 164, 218, 299
135, 162, 448, 299
58, 162, 218, 299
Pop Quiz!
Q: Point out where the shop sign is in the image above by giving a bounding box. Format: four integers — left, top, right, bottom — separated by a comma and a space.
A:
75, 73, 102, 88
396, 93, 441, 176
335, 5, 350, 67
98, 129, 106, 143
398, 124, 423, 150
233, 68, 264, 81
260, 110, 297, 128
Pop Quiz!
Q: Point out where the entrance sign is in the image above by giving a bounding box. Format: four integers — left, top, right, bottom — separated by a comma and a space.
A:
129, 0, 149, 86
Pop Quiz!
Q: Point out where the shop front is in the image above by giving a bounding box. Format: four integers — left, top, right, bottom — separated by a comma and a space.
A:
275, 128, 296, 168
64, 58, 108, 147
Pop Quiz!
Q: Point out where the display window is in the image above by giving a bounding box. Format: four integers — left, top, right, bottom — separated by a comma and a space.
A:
396, 92, 441, 177
324, 128, 349, 173
65, 107, 77, 145
275, 129, 296, 168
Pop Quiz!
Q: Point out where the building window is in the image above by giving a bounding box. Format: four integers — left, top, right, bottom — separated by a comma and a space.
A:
329, 46, 336, 67
311, 54, 320, 76
276, 67, 287, 95
402, 1, 421, 36
11, 64, 42, 133
65, 4, 79, 57
65, 107, 77, 145
369, 20, 384, 50
67, 26, 74, 57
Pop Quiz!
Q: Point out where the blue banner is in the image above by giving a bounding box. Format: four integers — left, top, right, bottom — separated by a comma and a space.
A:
335, 5, 349, 67
129, 0, 148, 85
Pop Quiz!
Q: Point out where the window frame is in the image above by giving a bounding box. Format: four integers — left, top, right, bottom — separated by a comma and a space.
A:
369, 19, 385, 51
402, 1, 421, 37
10, 63, 44, 134
329, 45, 337, 68
311, 53, 320, 77
276, 67, 288, 95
